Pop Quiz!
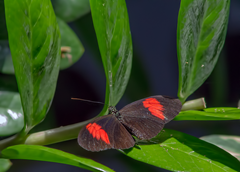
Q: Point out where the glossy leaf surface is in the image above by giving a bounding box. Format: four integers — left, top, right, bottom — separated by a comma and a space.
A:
73, 15, 150, 102
201, 135, 240, 160
52, 0, 90, 22
0, 91, 24, 136
57, 17, 84, 69
122, 129, 240, 172
0, 19, 83, 73
177, 0, 230, 102
90, 0, 133, 107
0, 159, 11, 172
175, 107, 240, 121
1, 145, 114, 172
4, 0, 61, 130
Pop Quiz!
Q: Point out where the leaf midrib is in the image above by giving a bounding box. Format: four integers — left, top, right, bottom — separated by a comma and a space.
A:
187, 1, 208, 98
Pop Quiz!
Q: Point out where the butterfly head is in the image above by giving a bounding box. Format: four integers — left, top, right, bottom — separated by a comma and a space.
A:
108, 106, 119, 116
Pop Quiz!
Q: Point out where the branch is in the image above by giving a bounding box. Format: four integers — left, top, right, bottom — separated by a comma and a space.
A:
0, 98, 206, 151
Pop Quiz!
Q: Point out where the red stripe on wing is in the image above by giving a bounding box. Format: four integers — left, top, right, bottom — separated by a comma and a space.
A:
143, 98, 165, 120
86, 123, 110, 144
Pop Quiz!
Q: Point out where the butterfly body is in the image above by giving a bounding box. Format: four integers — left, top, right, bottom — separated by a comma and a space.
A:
78, 95, 182, 152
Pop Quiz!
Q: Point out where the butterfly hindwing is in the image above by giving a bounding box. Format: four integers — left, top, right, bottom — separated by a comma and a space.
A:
78, 95, 182, 151
118, 95, 182, 140
78, 114, 135, 152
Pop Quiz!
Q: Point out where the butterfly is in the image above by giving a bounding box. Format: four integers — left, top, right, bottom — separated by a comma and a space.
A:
78, 95, 182, 152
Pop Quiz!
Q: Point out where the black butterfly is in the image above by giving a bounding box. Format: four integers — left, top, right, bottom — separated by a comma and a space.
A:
78, 95, 182, 152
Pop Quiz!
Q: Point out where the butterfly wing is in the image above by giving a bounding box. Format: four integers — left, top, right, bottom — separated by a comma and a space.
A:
118, 95, 182, 140
78, 114, 135, 152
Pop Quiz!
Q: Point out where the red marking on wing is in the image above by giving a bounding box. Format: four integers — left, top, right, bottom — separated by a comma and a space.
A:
86, 123, 110, 144
92, 130, 96, 138
96, 131, 100, 140
86, 123, 92, 129
143, 98, 165, 120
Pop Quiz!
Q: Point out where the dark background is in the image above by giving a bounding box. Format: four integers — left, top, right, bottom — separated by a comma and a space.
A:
4, 0, 240, 171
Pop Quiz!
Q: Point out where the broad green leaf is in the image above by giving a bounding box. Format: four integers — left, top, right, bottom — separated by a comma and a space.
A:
201, 135, 240, 160
90, 0, 133, 108
0, 159, 11, 172
0, 41, 14, 74
177, 0, 230, 103
0, 91, 24, 136
73, 14, 150, 101
0, 19, 84, 73
122, 129, 240, 172
57, 17, 84, 69
5, 0, 61, 131
175, 107, 240, 121
1, 145, 114, 172
52, 0, 90, 22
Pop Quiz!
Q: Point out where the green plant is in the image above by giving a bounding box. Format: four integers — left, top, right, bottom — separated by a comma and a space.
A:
0, 0, 240, 171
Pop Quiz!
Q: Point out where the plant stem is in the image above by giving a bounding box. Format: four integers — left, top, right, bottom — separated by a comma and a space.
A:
181, 97, 206, 111
0, 135, 18, 151
0, 119, 90, 151
0, 98, 206, 151
0, 132, 26, 151
24, 119, 91, 145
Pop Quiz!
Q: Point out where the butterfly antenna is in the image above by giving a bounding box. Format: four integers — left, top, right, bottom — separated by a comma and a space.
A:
71, 98, 106, 105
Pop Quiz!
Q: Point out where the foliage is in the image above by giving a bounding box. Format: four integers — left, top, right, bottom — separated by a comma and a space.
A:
0, 91, 23, 136
0, 0, 239, 171
177, 0, 230, 103
1, 145, 113, 172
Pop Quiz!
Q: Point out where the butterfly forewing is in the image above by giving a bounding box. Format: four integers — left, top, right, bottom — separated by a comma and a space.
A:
78, 114, 135, 152
78, 95, 182, 151
118, 95, 182, 140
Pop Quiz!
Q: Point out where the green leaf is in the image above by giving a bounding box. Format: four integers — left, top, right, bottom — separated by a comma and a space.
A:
90, 0, 133, 108
1, 145, 114, 172
0, 19, 84, 73
122, 129, 240, 172
175, 107, 240, 121
0, 41, 14, 74
177, 0, 230, 103
0, 159, 11, 172
4, 0, 61, 131
52, 0, 90, 22
73, 14, 150, 102
0, 91, 24, 136
201, 135, 240, 160
57, 17, 84, 70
